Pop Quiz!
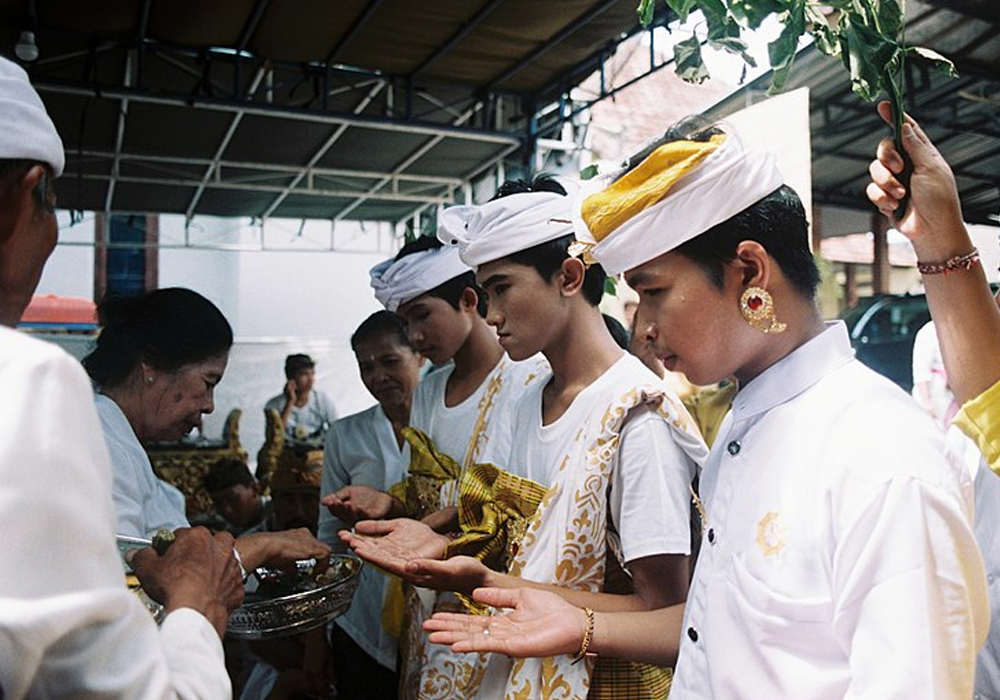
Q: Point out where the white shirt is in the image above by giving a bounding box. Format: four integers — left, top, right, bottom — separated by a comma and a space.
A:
265, 389, 338, 441
0, 326, 228, 699
318, 404, 405, 671
912, 321, 957, 428
95, 394, 189, 538
410, 355, 547, 504
511, 353, 698, 563
672, 322, 988, 699
949, 426, 1000, 700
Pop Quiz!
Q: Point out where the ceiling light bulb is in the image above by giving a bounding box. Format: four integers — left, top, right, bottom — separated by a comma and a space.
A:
15, 30, 38, 63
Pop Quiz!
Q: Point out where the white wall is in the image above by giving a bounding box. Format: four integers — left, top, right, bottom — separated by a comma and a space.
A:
36, 212, 401, 467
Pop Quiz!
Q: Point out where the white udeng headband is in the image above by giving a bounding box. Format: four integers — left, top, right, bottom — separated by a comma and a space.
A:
572, 136, 784, 276
0, 57, 65, 177
438, 190, 576, 269
369, 246, 471, 312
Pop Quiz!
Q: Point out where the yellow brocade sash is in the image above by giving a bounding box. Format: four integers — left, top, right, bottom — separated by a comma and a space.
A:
388, 427, 463, 521
446, 462, 549, 572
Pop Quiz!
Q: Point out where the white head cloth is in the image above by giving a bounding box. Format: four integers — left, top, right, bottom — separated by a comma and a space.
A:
437, 188, 576, 269
572, 132, 783, 276
0, 57, 64, 177
369, 246, 471, 312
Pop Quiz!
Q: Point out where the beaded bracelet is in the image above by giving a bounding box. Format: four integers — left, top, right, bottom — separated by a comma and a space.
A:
572, 607, 595, 663
916, 248, 980, 275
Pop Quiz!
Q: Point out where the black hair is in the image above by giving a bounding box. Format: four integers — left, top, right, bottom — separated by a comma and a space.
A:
0, 158, 54, 213
203, 457, 255, 492
620, 118, 819, 298
284, 353, 315, 379
603, 314, 630, 350
489, 175, 607, 306
394, 235, 488, 317
83, 287, 233, 388
351, 310, 416, 353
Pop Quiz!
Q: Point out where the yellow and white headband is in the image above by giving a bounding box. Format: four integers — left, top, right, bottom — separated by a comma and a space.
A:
572, 132, 784, 275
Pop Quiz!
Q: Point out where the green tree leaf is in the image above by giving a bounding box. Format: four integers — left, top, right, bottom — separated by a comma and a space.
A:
729, 0, 787, 30
637, 0, 656, 27
908, 46, 958, 77
667, 0, 701, 23
841, 5, 901, 101
767, 1, 806, 93
674, 35, 711, 83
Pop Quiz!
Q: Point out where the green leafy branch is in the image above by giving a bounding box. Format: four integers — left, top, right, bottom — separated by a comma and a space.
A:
636, 0, 957, 214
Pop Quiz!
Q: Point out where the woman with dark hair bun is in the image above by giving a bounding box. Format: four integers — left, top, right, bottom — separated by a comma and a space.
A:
84, 287, 329, 572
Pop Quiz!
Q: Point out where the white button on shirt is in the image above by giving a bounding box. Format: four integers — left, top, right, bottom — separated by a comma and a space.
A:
671, 322, 988, 699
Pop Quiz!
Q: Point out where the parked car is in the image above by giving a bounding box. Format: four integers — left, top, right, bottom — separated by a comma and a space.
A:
838, 293, 930, 393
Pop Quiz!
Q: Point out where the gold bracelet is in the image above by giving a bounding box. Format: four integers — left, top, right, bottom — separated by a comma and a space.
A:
572, 607, 595, 663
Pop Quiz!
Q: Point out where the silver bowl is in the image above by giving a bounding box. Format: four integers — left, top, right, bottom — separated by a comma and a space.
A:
227, 554, 363, 640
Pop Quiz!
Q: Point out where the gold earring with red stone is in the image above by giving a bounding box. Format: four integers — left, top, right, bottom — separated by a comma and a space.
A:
740, 286, 786, 334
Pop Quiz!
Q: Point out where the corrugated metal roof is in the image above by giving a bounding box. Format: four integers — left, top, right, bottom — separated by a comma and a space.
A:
0, 0, 663, 222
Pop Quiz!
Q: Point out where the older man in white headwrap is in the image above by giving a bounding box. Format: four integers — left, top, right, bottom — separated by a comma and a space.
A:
0, 56, 242, 699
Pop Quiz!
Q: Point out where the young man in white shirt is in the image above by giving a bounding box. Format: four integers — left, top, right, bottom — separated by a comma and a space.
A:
318, 311, 424, 699
324, 240, 545, 697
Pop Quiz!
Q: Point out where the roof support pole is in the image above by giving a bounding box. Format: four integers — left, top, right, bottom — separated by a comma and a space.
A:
104, 50, 133, 216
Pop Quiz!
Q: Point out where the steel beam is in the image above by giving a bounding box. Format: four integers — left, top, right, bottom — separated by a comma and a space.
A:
35, 80, 520, 145
261, 81, 387, 218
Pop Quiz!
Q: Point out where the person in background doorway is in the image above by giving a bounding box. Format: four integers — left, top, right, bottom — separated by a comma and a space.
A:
266, 354, 338, 444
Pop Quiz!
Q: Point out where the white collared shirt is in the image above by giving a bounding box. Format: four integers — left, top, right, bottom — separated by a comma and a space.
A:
318, 404, 405, 671
0, 327, 227, 699
671, 322, 988, 699
95, 394, 189, 538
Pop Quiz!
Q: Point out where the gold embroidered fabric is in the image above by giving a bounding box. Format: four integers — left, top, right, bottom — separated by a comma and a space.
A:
446, 462, 549, 572
388, 427, 463, 521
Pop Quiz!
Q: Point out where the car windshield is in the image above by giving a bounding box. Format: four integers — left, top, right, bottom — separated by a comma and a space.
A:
838, 297, 880, 332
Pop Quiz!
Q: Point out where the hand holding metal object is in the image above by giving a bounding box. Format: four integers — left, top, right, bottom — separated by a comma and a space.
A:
152, 528, 176, 555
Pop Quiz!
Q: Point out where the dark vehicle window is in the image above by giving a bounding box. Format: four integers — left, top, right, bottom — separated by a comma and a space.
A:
840, 294, 930, 392
858, 297, 928, 345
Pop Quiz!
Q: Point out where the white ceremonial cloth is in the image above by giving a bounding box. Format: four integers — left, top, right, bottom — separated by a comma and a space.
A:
264, 389, 338, 441
0, 326, 227, 699
370, 246, 471, 312
0, 57, 64, 176
671, 322, 989, 699
410, 355, 548, 506
95, 394, 189, 537
512, 353, 699, 563
438, 190, 575, 269
318, 404, 405, 671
